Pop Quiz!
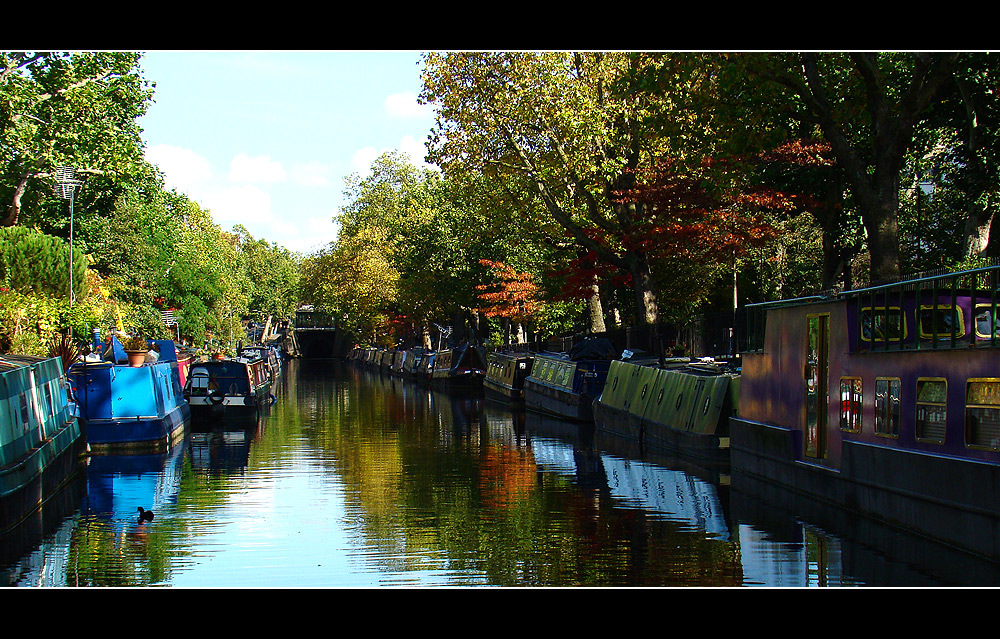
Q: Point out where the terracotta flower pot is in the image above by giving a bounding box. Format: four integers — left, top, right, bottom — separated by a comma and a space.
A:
126, 350, 146, 367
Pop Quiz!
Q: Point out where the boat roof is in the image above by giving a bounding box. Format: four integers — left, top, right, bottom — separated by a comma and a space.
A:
748, 263, 1000, 312
0, 354, 49, 372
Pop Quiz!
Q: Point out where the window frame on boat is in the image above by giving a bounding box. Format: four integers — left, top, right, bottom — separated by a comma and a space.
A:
874, 377, 901, 438
974, 304, 1000, 340
914, 377, 947, 444
965, 378, 1000, 451
860, 306, 907, 344
918, 305, 966, 341
839, 376, 863, 433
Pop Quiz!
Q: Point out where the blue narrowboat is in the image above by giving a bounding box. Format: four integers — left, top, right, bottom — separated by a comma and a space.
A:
730, 264, 1000, 560
0, 354, 84, 533
184, 353, 272, 421
484, 351, 534, 404
68, 338, 190, 453
523, 339, 618, 422
593, 357, 739, 461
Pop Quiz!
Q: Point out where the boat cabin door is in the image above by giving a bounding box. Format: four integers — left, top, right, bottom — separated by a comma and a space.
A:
805, 314, 829, 459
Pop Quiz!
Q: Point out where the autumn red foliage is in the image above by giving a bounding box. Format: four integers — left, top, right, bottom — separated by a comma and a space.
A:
475, 259, 540, 321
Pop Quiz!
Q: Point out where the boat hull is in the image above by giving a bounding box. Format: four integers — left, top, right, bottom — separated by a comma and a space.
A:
0, 355, 85, 532
484, 352, 533, 405
68, 357, 190, 454
731, 415, 1000, 559
593, 360, 737, 461
523, 355, 610, 422
0, 416, 83, 534
84, 403, 189, 453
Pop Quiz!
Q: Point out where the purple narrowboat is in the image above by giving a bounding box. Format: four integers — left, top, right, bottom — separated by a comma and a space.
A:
731, 264, 1000, 560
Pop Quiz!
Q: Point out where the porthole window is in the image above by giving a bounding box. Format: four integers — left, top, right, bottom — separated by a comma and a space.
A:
675, 393, 683, 410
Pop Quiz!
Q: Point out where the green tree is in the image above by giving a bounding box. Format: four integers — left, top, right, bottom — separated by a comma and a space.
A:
731, 52, 960, 284
0, 225, 85, 298
0, 52, 153, 230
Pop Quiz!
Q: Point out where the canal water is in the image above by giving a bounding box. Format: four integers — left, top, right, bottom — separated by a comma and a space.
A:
3, 358, 1000, 587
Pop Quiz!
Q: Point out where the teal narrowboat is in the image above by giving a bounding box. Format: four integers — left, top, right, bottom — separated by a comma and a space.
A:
1, 354, 84, 533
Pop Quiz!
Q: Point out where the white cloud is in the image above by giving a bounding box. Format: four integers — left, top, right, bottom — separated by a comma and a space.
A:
229, 153, 287, 184
399, 135, 431, 168
145, 144, 213, 194
202, 185, 274, 225
290, 161, 332, 187
385, 91, 431, 119
351, 147, 380, 176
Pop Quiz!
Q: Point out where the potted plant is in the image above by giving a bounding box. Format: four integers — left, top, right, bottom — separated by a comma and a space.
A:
120, 333, 149, 367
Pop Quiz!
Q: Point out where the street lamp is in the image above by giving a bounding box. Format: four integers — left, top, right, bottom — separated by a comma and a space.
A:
54, 166, 83, 306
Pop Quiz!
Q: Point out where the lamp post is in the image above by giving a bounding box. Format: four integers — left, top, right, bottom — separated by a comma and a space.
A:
54, 166, 83, 306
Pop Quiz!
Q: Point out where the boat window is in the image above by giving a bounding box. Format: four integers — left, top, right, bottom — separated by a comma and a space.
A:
860, 307, 906, 342
919, 305, 966, 340
839, 377, 862, 432
640, 383, 648, 400
19, 393, 30, 430
965, 379, 1000, 450
915, 378, 947, 444
974, 305, 1000, 340
675, 393, 683, 410
874, 378, 901, 438
611, 375, 619, 391
657, 388, 664, 405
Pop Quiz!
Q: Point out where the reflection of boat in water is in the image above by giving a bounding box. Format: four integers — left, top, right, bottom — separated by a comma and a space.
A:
1, 354, 85, 535
599, 452, 730, 540
188, 414, 265, 474
732, 468, 1000, 586
82, 440, 186, 523
527, 426, 731, 541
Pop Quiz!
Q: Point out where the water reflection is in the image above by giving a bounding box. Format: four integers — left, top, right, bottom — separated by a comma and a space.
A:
3, 358, 1000, 586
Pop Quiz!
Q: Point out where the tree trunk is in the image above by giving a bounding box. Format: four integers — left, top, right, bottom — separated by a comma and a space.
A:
2, 173, 31, 227
627, 257, 659, 352
964, 200, 995, 260
585, 278, 606, 334
864, 182, 902, 284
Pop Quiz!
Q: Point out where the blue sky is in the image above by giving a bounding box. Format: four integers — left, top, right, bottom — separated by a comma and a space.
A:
137, 50, 437, 254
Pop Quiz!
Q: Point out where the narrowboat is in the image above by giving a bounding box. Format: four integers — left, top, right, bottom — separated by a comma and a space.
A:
430, 344, 487, 389
402, 347, 433, 381
483, 351, 534, 404
0, 354, 84, 533
730, 264, 1000, 560
184, 353, 273, 421
68, 337, 190, 453
523, 338, 618, 422
593, 357, 739, 461
239, 344, 282, 387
